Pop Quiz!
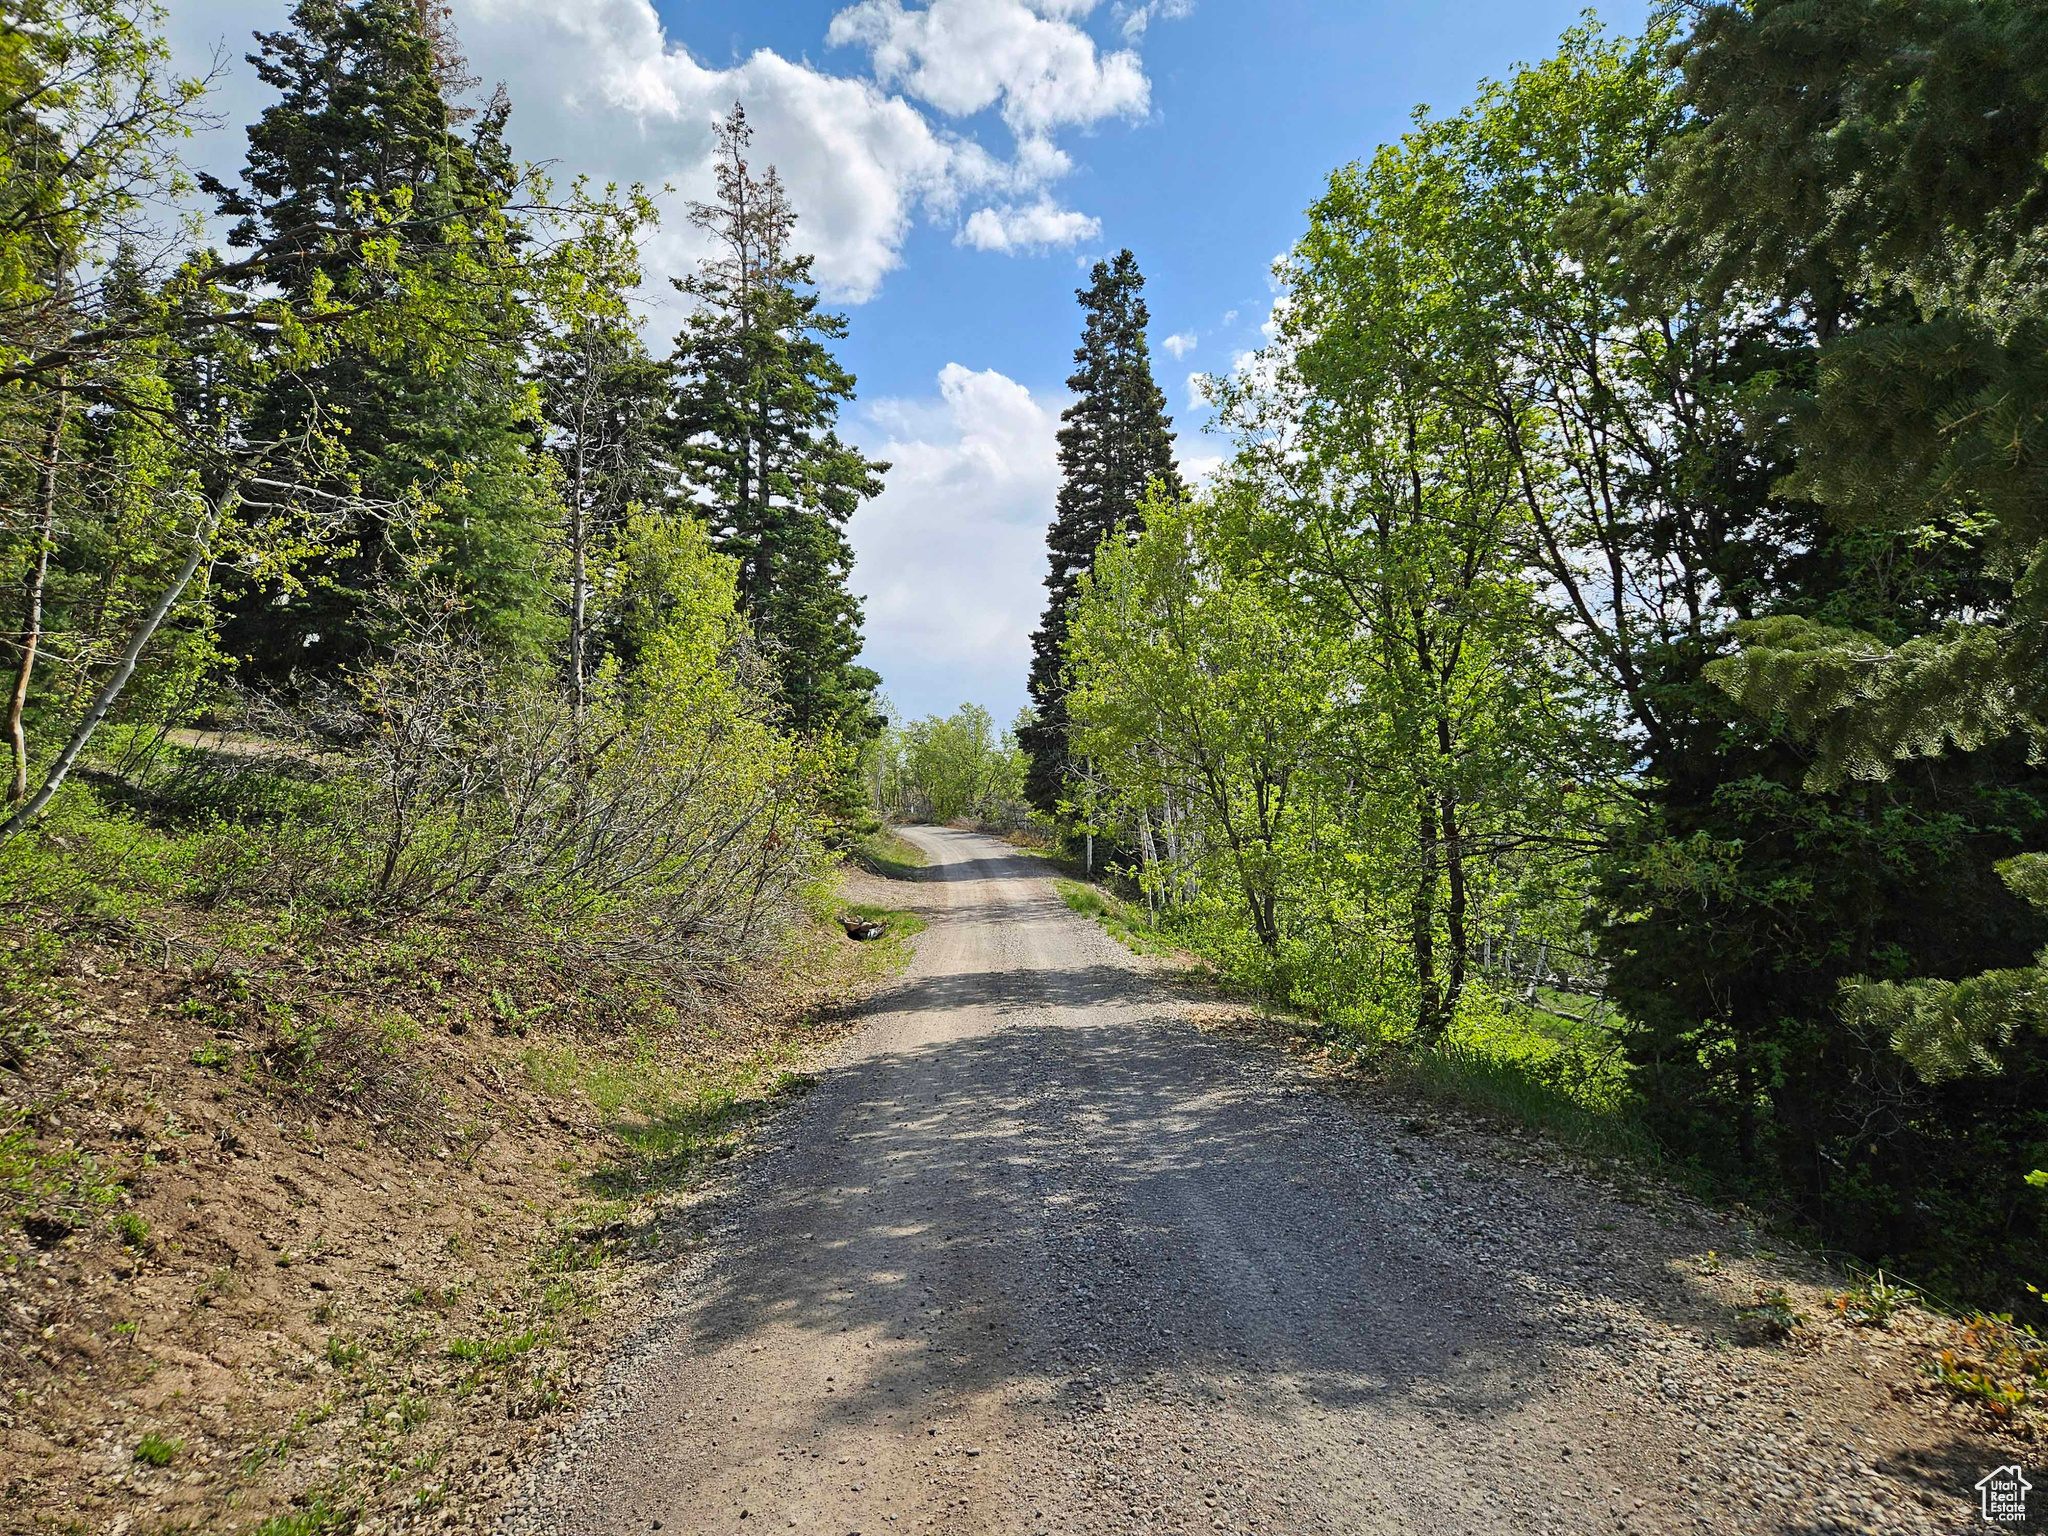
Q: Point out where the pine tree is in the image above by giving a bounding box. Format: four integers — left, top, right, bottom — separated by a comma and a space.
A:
1022, 249, 1181, 814
205, 0, 557, 680
664, 105, 884, 740
1671, 0, 2048, 1086
532, 188, 667, 725
536, 316, 664, 722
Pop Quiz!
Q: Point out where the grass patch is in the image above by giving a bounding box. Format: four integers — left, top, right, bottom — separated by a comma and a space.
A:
842, 900, 927, 937
253, 1494, 355, 1536
110, 1211, 150, 1248
1380, 993, 1665, 1168
134, 1432, 181, 1467
444, 1325, 548, 1365
1055, 878, 1177, 958
850, 827, 928, 881
839, 901, 928, 971
523, 1037, 824, 1201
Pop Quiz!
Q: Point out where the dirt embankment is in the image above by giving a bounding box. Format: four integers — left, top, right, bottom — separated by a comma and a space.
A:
0, 867, 915, 1536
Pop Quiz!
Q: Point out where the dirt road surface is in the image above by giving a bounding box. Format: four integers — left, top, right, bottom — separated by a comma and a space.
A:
504, 828, 2000, 1536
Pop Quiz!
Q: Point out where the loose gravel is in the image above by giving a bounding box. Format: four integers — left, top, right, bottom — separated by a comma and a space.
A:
502, 828, 2021, 1536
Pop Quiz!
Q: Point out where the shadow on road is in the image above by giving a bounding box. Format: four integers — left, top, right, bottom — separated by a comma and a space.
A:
555, 825, 1965, 1536
678, 1000, 1634, 1451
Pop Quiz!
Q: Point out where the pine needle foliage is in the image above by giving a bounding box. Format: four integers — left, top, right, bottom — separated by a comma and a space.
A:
1022, 249, 1182, 815
1669, 0, 2048, 1090
664, 105, 885, 743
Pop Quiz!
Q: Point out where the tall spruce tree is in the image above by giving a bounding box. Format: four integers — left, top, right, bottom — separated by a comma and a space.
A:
205, 0, 556, 680
1671, 0, 2048, 1090
1022, 249, 1181, 813
664, 105, 884, 740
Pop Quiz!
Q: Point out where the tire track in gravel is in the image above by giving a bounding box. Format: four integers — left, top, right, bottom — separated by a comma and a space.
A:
501, 827, 1994, 1536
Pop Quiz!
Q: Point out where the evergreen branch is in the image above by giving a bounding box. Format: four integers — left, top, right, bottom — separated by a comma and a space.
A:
1706, 615, 2034, 789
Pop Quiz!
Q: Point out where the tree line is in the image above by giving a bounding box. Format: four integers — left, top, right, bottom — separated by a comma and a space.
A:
1030, 5, 2048, 1312
866, 702, 1030, 831
1, 0, 886, 991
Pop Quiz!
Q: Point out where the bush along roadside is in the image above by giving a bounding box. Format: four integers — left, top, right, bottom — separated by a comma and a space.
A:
0, 846, 923, 1535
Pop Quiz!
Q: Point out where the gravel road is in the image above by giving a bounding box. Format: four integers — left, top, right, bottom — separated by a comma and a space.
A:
504, 828, 2003, 1536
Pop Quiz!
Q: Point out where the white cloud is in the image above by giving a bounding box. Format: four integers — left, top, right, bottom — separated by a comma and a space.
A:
1184, 370, 1210, 413
460, 0, 978, 303
1161, 330, 1197, 358
851, 365, 1063, 717
849, 362, 1230, 718
959, 196, 1101, 253
1117, 0, 1193, 42
829, 0, 1149, 136
165, 0, 1146, 303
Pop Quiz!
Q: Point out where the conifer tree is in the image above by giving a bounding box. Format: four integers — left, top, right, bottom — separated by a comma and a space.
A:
1673, 0, 2048, 1085
1022, 249, 1181, 814
204, 0, 557, 679
532, 191, 666, 728
664, 105, 884, 740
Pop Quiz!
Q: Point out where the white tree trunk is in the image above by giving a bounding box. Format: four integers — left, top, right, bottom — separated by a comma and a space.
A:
0, 508, 218, 844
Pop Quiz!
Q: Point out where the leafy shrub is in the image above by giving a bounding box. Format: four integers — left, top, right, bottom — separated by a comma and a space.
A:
1830, 1272, 1912, 1328
1928, 1313, 2048, 1423
1735, 1287, 1807, 1340
109, 1212, 149, 1249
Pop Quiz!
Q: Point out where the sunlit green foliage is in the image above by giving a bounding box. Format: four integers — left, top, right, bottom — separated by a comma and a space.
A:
871, 702, 1030, 827
1, 0, 881, 902
1060, 8, 2047, 1313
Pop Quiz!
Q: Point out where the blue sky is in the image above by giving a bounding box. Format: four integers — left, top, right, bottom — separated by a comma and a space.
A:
167, 0, 1652, 723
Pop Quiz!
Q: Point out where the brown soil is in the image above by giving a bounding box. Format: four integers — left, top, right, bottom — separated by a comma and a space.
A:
0, 871, 911, 1536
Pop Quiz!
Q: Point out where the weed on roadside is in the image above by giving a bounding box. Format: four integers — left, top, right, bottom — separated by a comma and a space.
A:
1735, 1286, 1808, 1341
109, 1211, 150, 1250
134, 1431, 181, 1466
1928, 1313, 2048, 1429
253, 1492, 356, 1536
1830, 1271, 1913, 1328
838, 902, 927, 970
1056, 879, 1176, 958
445, 1325, 549, 1365
850, 828, 929, 881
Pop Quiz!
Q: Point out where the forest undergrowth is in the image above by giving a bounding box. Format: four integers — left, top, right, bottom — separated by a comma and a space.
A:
0, 769, 923, 1535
